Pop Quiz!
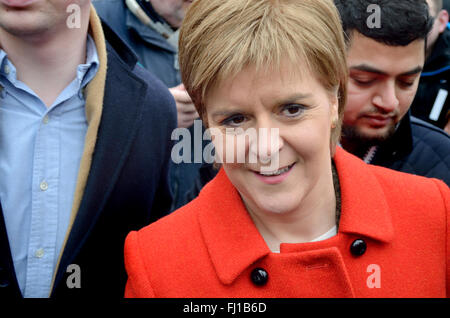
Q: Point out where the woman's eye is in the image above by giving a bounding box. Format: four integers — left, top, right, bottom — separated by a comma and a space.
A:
281, 104, 305, 117
221, 114, 246, 126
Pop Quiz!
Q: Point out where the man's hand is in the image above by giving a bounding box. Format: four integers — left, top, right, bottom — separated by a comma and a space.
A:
169, 84, 199, 128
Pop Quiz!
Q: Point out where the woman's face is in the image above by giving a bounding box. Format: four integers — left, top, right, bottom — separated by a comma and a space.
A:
205, 61, 338, 216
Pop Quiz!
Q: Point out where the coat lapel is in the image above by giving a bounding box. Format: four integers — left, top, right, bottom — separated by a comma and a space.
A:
332, 147, 395, 243
196, 169, 271, 285
51, 47, 146, 293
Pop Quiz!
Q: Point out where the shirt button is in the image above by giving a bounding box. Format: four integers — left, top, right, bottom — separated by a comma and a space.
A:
251, 268, 269, 286
4, 65, 10, 75
43, 115, 49, 124
350, 239, 367, 256
35, 248, 45, 258
40, 181, 48, 191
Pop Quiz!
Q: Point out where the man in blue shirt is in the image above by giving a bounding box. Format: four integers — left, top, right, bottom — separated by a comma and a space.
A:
0, 0, 176, 298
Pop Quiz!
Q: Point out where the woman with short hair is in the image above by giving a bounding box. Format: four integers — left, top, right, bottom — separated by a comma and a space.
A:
124, 0, 450, 298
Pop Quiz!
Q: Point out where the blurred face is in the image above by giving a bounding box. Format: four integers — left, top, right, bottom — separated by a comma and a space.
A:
426, 0, 449, 54
150, 0, 193, 28
205, 62, 338, 216
343, 32, 425, 145
0, 0, 89, 38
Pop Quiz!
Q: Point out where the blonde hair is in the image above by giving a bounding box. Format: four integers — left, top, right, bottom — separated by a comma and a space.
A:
179, 0, 348, 150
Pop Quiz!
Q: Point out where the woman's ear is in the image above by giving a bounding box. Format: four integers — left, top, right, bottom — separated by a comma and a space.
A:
330, 91, 339, 128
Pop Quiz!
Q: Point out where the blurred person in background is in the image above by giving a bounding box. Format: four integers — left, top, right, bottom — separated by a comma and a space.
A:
94, 0, 204, 211
410, 0, 450, 133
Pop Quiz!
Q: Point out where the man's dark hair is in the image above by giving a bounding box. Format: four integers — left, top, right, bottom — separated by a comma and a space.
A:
334, 0, 434, 46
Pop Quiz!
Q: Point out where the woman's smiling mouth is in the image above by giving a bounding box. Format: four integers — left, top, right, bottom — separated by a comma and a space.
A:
252, 162, 296, 184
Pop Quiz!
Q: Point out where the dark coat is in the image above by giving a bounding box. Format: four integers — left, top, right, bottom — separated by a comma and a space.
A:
93, 0, 206, 211
370, 114, 450, 186
0, 21, 177, 298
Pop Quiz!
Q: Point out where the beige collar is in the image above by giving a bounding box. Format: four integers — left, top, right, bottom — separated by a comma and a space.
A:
49, 4, 108, 295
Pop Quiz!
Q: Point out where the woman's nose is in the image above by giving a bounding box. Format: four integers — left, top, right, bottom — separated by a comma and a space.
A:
249, 127, 284, 168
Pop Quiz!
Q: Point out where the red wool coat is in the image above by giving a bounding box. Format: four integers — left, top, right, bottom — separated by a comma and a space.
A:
124, 147, 450, 298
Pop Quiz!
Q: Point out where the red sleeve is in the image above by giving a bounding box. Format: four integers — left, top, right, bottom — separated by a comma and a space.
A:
124, 231, 156, 298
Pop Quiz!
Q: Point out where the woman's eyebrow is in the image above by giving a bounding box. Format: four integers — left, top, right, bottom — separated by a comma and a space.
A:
210, 93, 314, 118
274, 93, 313, 105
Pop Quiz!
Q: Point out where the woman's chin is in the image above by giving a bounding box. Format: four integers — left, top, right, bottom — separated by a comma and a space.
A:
245, 193, 301, 216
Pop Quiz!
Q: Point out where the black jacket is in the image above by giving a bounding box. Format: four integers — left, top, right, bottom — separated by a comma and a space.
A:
0, 22, 177, 298
368, 114, 450, 186
94, 0, 207, 212
411, 27, 450, 129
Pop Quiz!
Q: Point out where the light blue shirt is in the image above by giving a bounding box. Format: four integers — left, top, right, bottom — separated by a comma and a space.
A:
0, 35, 99, 297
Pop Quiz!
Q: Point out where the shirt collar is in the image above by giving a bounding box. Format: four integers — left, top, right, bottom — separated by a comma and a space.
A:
0, 50, 18, 85
0, 34, 99, 92
0, 51, 6, 94
77, 34, 100, 90
195, 147, 394, 285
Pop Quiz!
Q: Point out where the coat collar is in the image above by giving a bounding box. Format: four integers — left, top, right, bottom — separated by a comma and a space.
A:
101, 17, 138, 68
196, 147, 394, 285
125, 8, 177, 53
334, 147, 394, 243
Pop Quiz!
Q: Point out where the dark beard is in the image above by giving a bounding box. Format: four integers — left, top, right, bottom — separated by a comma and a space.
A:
341, 124, 397, 157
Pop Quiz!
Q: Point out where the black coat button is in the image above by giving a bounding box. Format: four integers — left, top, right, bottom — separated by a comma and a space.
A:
251, 268, 268, 286
350, 239, 367, 256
